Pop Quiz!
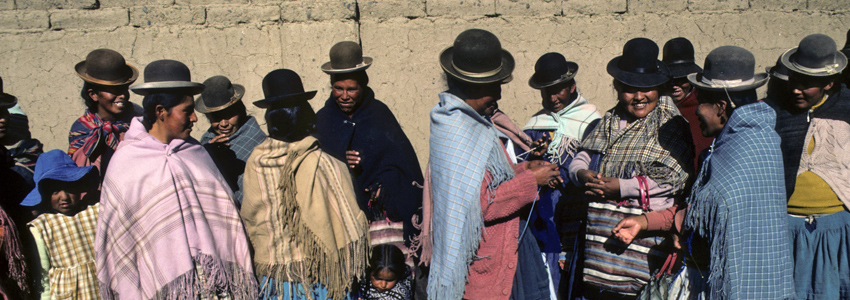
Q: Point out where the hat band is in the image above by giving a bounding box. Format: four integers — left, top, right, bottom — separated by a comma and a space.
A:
791, 60, 840, 74
667, 59, 695, 65
452, 61, 503, 78
700, 77, 756, 89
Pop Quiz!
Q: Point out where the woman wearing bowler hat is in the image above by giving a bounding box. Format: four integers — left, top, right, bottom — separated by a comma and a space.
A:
68, 49, 138, 176
241, 69, 368, 300
615, 46, 796, 299
569, 37, 693, 299
96, 60, 256, 300
196, 75, 266, 206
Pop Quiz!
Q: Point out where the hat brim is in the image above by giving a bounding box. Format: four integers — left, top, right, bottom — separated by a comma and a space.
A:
780, 47, 848, 77
253, 90, 318, 109
321, 57, 373, 74
666, 63, 703, 79
195, 84, 245, 114
440, 47, 515, 84
766, 66, 789, 81
687, 72, 769, 92
0, 93, 17, 109
75, 60, 139, 86
130, 81, 205, 96
20, 165, 96, 207
528, 62, 579, 89
607, 56, 670, 88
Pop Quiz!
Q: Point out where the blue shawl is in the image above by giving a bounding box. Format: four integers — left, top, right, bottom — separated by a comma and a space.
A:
316, 88, 423, 244
427, 92, 515, 300
684, 101, 795, 299
200, 116, 267, 205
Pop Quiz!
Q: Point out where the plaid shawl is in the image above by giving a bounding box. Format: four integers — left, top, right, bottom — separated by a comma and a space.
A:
96, 117, 256, 300
0, 205, 28, 296
68, 110, 130, 157
200, 116, 267, 204
524, 93, 601, 165
241, 136, 368, 299
684, 102, 795, 299
427, 92, 515, 300
580, 96, 692, 194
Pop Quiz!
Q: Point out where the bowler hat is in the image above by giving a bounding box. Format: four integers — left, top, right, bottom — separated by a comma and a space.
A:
440, 29, 515, 84
130, 59, 205, 96
0, 76, 17, 109
528, 52, 579, 89
195, 76, 245, 113
75, 49, 138, 86
20, 149, 97, 207
688, 46, 767, 92
781, 34, 847, 77
253, 69, 317, 109
321, 41, 373, 74
607, 38, 670, 88
766, 55, 789, 81
841, 28, 850, 64
663, 37, 703, 79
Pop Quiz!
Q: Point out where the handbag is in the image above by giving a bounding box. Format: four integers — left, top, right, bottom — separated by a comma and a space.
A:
637, 252, 679, 300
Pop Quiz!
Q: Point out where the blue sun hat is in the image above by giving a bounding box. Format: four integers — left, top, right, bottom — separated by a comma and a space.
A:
20, 149, 97, 207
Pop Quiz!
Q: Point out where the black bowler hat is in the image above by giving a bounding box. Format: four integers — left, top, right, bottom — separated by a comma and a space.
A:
663, 37, 703, 79
195, 76, 245, 113
528, 52, 579, 89
0, 76, 17, 109
321, 41, 372, 74
130, 59, 205, 96
440, 29, 515, 84
841, 28, 850, 64
688, 46, 767, 92
75, 49, 138, 86
607, 38, 670, 88
253, 69, 317, 109
766, 55, 790, 81
781, 34, 847, 77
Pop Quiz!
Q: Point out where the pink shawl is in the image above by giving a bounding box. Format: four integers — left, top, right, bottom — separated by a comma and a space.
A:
96, 117, 256, 300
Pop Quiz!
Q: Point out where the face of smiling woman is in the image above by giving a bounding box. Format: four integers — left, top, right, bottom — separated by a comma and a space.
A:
615, 80, 660, 123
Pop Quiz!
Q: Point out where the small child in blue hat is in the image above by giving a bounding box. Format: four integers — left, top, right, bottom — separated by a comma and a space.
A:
20, 149, 100, 299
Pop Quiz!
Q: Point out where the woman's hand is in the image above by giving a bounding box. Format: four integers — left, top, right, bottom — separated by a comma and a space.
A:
530, 161, 563, 188
585, 176, 620, 199
576, 169, 598, 186
613, 215, 647, 244
530, 135, 551, 157
345, 150, 361, 169
208, 134, 230, 146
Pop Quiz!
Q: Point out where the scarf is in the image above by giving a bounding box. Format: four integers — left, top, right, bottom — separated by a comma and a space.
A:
580, 96, 692, 194
241, 136, 368, 299
200, 116, 267, 204
5, 138, 42, 174
684, 102, 795, 299
768, 83, 850, 198
491, 109, 533, 152
200, 116, 266, 162
0, 206, 28, 296
316, 88, 423, 245
68, 110, 129, 157
427, 92, 515, 300
96, 117, 256, 300
524, 93, 601, 165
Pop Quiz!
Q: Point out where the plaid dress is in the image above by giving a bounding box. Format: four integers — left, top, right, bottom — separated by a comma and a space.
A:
29, 204, 100, 300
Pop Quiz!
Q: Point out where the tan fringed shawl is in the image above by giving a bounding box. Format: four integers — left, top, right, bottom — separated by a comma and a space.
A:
241, 136, 369, 299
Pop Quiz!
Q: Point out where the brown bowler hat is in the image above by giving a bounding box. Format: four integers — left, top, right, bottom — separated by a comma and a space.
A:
75, 49, 139, 86
321, 41, 373, 74
195, 76, 245, 113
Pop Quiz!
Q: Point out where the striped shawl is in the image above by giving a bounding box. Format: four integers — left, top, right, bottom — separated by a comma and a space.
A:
580, 96, 692, 195
68, 110, 129, 158
427, 92, 515, 300
96, 117, 256, 300
240, 136, 368, 300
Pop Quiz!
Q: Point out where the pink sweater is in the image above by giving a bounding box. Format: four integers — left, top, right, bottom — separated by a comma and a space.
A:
463, 161, 538, 300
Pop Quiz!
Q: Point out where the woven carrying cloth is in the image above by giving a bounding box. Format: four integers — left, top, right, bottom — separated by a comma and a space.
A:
29, 204, 100, 299
523, 92, 601, 165
96, 117, 256, 300
684, 102, 795, 300
241, 136, 369, 300
68, 110, 129, 158
579, 96, 692, 194
426, 92, 515, 300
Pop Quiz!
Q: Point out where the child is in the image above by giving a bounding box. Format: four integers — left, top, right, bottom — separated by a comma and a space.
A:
360, 244, 412, 300
20, 149, 99, 300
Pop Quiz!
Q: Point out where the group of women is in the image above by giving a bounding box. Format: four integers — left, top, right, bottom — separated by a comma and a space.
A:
0, 28, 849, 300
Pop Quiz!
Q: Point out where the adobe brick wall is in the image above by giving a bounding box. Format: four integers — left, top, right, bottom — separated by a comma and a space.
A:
0, 0, 848, 168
